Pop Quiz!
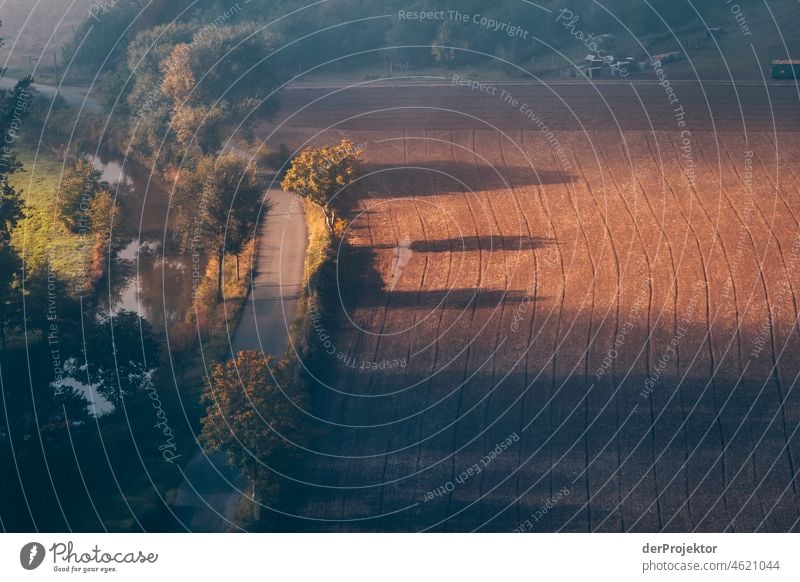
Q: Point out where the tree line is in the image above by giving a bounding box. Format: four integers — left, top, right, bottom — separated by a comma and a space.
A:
64, 0, 721, 88
15, 0, 371, 529
0, 63, 170, 529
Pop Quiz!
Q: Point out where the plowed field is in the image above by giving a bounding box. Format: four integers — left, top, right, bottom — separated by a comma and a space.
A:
263, 81, 800, 532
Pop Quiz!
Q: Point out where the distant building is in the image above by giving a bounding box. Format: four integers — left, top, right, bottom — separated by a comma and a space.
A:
577, 64, 603, 79
610, 57, 635, 76
575, 53, 635, 78
650, 51, 682, 66
771, 60, 800, 79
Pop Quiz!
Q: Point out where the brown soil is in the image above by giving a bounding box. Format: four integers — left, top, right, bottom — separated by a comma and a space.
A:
262, 81, 800, 532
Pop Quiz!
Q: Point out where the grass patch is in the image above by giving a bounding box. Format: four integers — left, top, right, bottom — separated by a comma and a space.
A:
8, 145, 91, 288
289, 201, 334, 361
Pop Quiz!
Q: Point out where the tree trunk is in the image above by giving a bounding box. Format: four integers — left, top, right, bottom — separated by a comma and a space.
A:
323, 205, 335, 232
216, 249, 224, 302
90, 234, 107, 286
252, 480, 260, 521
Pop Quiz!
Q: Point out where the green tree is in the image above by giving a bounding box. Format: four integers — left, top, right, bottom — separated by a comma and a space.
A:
125, 23, 196, 166
56, 159, 107, 234
87, 189, 122, 284
152, 24, 282, 155
61, 0, 219, 92
77, 310, 161, 409
0, 73, 33, 349
0, 244, 21, 350
184, 23, 282, 111
280, 139, 363, 231
126, 23, 195, 112
174, 154, 263, 299
200, 350, 308, 514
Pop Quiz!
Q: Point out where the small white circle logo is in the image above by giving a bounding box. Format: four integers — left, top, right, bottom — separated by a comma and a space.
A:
20, 542, 45, 570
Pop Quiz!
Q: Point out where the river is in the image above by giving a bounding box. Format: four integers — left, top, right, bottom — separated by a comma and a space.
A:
89, 152, 203, 327
68, 153, 205, 416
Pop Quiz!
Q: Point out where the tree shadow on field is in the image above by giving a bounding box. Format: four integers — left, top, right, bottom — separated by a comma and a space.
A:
369, 235, 556, 253
362, 161, 572, 198
337, 243, 544, 311
267, 333, 800, 534
358, 288, 541, 309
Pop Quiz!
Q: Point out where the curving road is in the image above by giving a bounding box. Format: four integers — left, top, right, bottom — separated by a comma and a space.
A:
232, 190, 307, 355
172, 190, 307, 531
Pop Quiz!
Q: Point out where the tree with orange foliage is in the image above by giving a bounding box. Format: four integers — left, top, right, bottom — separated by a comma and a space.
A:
280, 139, 363, 231
173, 154, 263, 301
200, 350, 309, 514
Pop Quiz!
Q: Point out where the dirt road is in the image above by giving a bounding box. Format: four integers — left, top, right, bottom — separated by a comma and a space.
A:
172, 190, 307, 532
0, 76, 102, 113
